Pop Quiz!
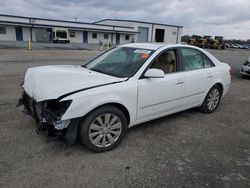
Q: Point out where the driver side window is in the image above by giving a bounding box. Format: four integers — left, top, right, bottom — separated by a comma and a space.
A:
151, 50, 177, 74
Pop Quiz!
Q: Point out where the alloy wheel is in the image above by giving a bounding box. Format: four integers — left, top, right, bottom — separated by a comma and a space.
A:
88, 113, 122, 147
207, 88, 220, 111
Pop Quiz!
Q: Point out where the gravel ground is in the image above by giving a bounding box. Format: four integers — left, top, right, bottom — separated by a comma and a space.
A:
0, 48, 250, 188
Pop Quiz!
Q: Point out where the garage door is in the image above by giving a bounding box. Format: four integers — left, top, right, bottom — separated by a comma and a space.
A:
35, 29, 49, 42
138, 27, 148, 42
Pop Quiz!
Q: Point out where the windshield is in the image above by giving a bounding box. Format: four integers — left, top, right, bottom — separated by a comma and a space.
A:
85, 47, 155, 78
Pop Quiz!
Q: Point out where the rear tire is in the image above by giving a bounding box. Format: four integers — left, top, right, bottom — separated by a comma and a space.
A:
79, 105, 127, 152
199, 85, 222, 113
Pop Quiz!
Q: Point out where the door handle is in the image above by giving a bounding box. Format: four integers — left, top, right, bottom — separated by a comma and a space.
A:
207, 74, 213, 78
176, 80, 184, 84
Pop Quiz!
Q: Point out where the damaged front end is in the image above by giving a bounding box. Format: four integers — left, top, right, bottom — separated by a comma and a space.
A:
17, 92, 79, 144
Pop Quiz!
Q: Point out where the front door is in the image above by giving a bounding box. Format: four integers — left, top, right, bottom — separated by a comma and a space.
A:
116, 33, 120, 45
15, 26, 23, 41
47, 28, 53, 42
137, 49, 184, 121
83, 31, 88, 43
155, 29, 165, 42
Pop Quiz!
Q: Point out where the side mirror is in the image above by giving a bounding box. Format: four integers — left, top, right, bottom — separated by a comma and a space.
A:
144, 68, 165, 78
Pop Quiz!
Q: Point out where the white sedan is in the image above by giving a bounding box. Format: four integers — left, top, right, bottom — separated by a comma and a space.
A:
18, 43, 231, 152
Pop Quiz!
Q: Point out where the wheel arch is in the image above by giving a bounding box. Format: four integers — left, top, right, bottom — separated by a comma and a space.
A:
213, 82, 224, 95
84, 102, 131, 125
199, 82, 224, 113
201, 82, 224, 105
204, 82, 224, 98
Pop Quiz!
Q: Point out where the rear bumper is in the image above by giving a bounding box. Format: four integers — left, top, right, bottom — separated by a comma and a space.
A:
222, 83, 231, 97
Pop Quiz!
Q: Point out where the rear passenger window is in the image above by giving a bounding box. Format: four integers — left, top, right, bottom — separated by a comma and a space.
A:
180, 48, 215, 71
202, 54, 215, 68
180, 48, 203, 70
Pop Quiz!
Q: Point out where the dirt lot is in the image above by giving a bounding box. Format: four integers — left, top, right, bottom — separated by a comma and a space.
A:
0, 48, 250, 188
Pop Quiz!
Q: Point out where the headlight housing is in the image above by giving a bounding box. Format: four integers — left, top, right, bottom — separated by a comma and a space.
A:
243, 61, 250, 66
41, 100, 72, 124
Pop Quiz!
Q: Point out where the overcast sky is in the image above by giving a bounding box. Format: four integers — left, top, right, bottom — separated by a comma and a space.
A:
1, 0, 250, 39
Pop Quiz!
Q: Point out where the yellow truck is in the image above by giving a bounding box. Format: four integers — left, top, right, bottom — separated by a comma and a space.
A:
187, 35, 202, 46
209, 36, 225, 49
196, 36, 212, 48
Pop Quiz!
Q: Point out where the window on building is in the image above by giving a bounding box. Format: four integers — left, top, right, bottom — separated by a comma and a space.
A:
172, 31, 177, 35
92, 33, 97, 39
125, 35, 130, 40
104, 33, 109, 39
0, 27, 6, 34
69, 31, 75, 37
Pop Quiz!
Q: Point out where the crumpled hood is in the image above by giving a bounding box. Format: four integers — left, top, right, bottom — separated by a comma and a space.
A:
23, 65, 126, 102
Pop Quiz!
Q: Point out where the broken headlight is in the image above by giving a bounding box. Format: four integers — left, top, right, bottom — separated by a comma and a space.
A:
41, 99, 72, 125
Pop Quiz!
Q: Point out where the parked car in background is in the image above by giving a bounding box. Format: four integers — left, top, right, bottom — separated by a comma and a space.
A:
240, 57, 250, 78
232, 44, 242, 49
226, 43, 232, 48
18, 43, 231, 152
241, 44, 250, 50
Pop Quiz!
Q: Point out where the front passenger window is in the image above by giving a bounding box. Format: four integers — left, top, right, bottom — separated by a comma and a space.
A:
151, 50, 177, 74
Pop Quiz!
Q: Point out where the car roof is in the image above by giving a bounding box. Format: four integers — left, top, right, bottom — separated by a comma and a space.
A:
120, 43, 165, 50
120, 43, 221, 65
120, 43, 195, 50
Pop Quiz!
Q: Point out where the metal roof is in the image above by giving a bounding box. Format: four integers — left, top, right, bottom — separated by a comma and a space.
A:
0, 14, 134, 29
0, 14, 138, 34
94, 19, 183, 28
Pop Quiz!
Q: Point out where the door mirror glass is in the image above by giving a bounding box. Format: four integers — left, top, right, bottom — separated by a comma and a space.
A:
144, 68, 165, 78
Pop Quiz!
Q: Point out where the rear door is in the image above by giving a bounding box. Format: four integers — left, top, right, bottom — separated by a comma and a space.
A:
83, 31, 88, 43
116, 33, 120, 44
15, 26, 23, 41
178, 48, 216, 107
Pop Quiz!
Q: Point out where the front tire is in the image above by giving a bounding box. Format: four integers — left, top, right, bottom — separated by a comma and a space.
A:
79, 105, 127, 152
200, 85, 222, 113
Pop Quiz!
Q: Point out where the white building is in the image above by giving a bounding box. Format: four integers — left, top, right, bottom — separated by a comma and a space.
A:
0, 14, 183, 45
95, 19, 182, 44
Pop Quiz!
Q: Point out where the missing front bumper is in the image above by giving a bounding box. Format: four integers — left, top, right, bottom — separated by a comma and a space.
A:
17, 92, 79, 144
